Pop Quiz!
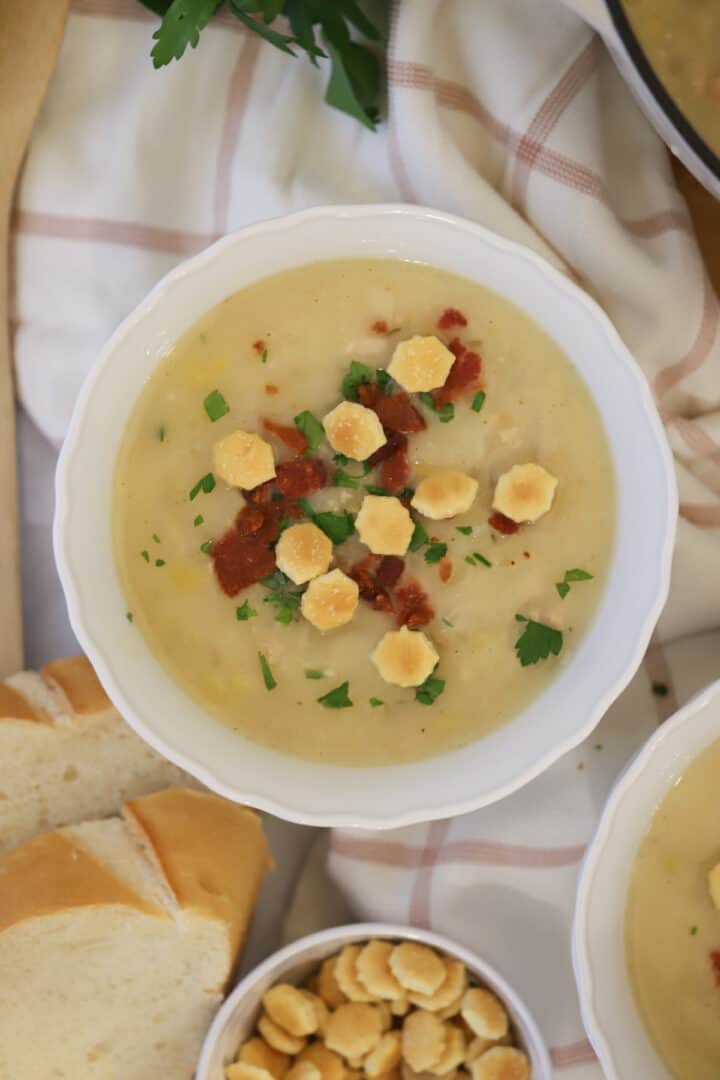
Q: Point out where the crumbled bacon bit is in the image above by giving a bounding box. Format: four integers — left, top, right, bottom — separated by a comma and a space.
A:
211, 528, 276, 597
374, 393, 426, 434
265, 384, 279, 396
235, 505, 265, 537
252, 339, 266, 355
435, 339, 482, 409
711, 951, 720, 987
246, 480, 274, 504
437, 307, 468, 330
438, 558, 453, 583
395, 579, 434, 629
381, 436, 410, 493
263, 418, 307, 455
488, 511, 520, 535
371, 319, 388, 334
275, 457, 327, 498
357, 382, 383, 408
376, 556, 405, 589
523, 550, 531, 559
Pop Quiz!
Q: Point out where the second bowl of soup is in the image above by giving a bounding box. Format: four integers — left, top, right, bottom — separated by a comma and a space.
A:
55, 205, 675, 826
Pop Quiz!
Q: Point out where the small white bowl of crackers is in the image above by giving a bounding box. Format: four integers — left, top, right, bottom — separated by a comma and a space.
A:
197, 924, 551, 1080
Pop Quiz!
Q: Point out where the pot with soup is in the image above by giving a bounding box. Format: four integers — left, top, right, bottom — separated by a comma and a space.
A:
113, 258, 615, 767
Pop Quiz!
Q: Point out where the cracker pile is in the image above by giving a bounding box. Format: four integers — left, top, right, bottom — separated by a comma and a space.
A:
226, 939, 531, 1080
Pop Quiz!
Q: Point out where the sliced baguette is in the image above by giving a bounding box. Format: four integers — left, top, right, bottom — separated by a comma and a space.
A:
0, 789, 271, 1079
0, 655, 198, 853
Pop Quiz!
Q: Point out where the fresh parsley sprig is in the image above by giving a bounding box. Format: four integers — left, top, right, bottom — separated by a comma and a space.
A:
555, 567, 593, 599
514, 615, 563, 666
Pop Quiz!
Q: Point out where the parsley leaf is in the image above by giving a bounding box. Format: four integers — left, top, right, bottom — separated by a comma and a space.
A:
322, 15, 380, 131
456, 525, 473, 535
332, 461, 371, 488
514, 615, 563, 666
261, 571, 302, 624
189, 472, 216, 500
203, 388, 230, 422
424, 542, 447, 564
341, 360, 372, 401
474, 552, 492, 567
409, 521, 429, 551
126, 611, 134, 622
375, 368, 392, 394
236, 601, 258, 620
333, 452, 349, 466
298, 498, 355, 544
318, 681, 353, 708
294, 409, 324, 452
141, 550, 150, 562
365, 485, 390, 496
228, 2, 296, 53
155, 558, 166, 567
555, 567, 593, 599
258, 651, 277, 690
369, 696, 384, 707
305, 669, 324, 679
556, 582, 570, 599
415, 670, 445, 706
471, 391, 486, 413
157, 424, 166, 442
199, 540, 214, 554
418, 392, 454, 423
151, 0, 220, 67
152, 533, 161, 543
193, 514, 204, 527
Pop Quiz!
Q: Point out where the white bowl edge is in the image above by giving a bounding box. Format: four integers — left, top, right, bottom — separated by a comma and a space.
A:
54, 203, 678, 829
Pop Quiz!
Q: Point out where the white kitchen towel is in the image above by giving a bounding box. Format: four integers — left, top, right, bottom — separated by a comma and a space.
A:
11, 1, 720, 1076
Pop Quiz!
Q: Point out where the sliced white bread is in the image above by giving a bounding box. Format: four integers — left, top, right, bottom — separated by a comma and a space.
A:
0, 787, 272, 1080
0, 655, 198, 853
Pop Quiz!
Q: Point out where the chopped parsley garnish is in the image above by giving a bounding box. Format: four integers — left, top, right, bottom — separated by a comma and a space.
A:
418, 392, 454, 423
365, 484, 390, 496
415, 670, 445, 706
258, 652, 277, 690
318, 681, 353, 708
690, 925, 698, 936
424, 542, 447, 564
294, 410, 324, 452
556, 567, 593, 599
400, 487, 415, 501
471, 391, 486, 413
369, 697, 384, 707
203, 389, 230, 422
141, 550, 149, 562
157, 425, 166, 442
189, 472, 216, 500
193, 514, 204, 527
456, 525, 473, 535
261, 349, 268, 364
652, 681, 669, 697
333, 452, 349, 466
155, 558, 166, 567
341, 360, 372, 401
375, 368, 392, 394
305, 669, 324, 680
126, 611, 134, 623
236, 601, 257, 620
298, 498, 355, 544
409, 521, 429, 552
514, 615, 563, 666
464, 556, 476, 566
261, 570, 302, 624
152, 533, 161, 543
473, 552, 492, 567
199, 540, 214, 555
442, 618, 454, 628
332, 462, 371, 488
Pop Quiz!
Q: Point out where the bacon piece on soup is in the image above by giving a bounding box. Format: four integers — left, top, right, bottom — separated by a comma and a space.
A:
275, 458, 327, 498
263, 418, 308, 456
394, 579, 434, 629
436, 307, 467, 330
373, 393, 426, 435
211, 529, 277, 596
488, 511, 520, 536
434, 339, 482, 409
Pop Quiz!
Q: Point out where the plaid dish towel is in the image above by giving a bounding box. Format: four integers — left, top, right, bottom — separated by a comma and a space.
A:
12, 1, 720, 1074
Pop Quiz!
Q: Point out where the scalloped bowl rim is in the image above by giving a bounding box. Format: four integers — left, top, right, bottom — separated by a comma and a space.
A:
54, 203, 677, 828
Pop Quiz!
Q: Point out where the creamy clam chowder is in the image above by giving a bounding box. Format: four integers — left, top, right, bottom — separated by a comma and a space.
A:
627, 737, 720, 1079
113, 259, 615, 766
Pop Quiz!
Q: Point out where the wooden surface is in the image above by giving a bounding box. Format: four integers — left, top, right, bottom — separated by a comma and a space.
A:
674, 158, 720, 296
0, 2, 69, 678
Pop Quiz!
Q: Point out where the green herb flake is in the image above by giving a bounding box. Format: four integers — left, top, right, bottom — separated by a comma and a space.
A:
514, 615, 563, 666
261, 571, 302, 624
690, 925, 698, 936
155, 558, 166, 567
318, 681, 353, 709
189, 472, 216, 501
299, 499, 355, 544
199, 540, 214, 555
400, 487, 415, 501
418, 392, 454, 423
294, 410, 324, 452
141, 550, 150, 563
193, 514, 204, 527
456, 526, 473, 535
556, 567, 593, 599
332, 462, 371, 489
415, 671, 446, 706
152, 533, 161, 544
369, 697, 384, 707
157, 425, 166, 442
471, 391, 486, 413
464, 556, 476, 566
375, 369, 392, 394
261, 349, 268, 364
474, 552, 492, 567
126, 611, 134, 623
442, 618, 454, 628
333, 452, 350, 467
556, 582, 570, 599
424, 542, 448, 564
305, 669, 325, 680
341, 360, 372, 401
409, 521, 429, 552
652, 681, 669, 697
438, 403, 455, 423
236, 601, 257, 621
203, 389, 230, 422
365, 485, 390, 496
258, 652, 277, 691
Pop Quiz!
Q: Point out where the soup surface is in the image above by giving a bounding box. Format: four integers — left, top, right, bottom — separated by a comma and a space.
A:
623, 0, 720, 157
113, 258, 615, 766
626, 737, 720, 1079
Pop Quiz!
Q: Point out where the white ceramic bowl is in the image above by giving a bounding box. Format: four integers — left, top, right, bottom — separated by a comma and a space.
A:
573, 678, 720, 1078
196, 923, 553, 1080
54, 204, 676, 828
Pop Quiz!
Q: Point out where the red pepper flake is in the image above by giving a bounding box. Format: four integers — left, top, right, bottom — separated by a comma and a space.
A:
435, 340, 482, 409
437, 307, 468, 330
371, 319, 388, 334
376, 556, 405, 589
395, 579, 434, 629
523, 550, 531, 559
265, 384, 279, 396
374, 393, 426, 434
488, 511, 520, 536
252, 339, 266, 355
438, 558, 453, 583
710, 951, 720, 987
211, 528, 277, 597
263, 418, 308, 456
275, 457, 327, 498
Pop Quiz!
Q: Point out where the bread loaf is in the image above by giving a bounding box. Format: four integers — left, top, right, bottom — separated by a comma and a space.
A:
0, 788, 272, 1079
0, 655, 198, 852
